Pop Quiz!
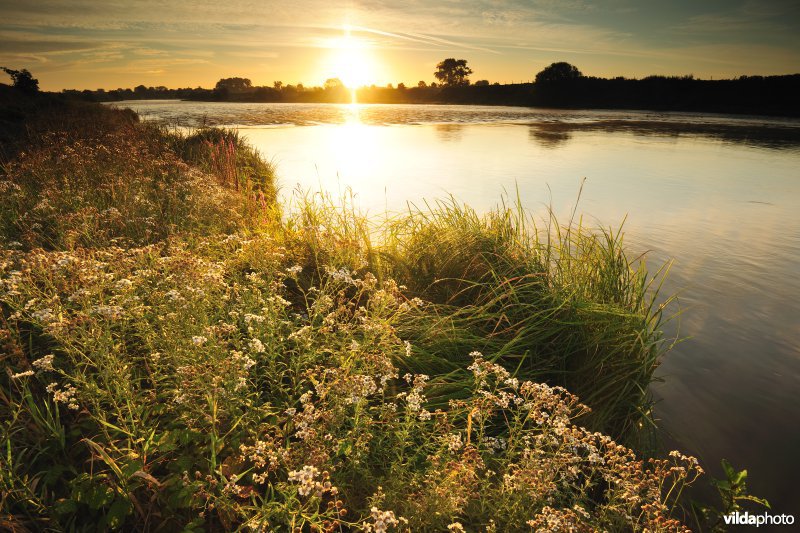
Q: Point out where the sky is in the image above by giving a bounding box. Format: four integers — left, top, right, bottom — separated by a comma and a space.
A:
1, 0, 798, 91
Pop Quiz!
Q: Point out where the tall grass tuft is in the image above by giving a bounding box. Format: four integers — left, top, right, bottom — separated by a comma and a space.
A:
284, 192, 672, 442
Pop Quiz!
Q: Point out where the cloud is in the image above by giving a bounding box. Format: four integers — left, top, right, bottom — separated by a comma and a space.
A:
669, 0, 799, 37
132, 47, 167, 56
347, 26, 500, 54
124, 57, 210, 73
1, 0, 798, 88
226, 50, 280, 59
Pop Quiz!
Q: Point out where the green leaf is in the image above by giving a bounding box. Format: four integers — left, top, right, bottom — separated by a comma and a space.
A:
87, 484, 115, 510
338, 440, 353, 457
721, 459, 735, 479
53, 498, 78, 516
713, 479, 731, 491
121, 459, 144, 479
105, 498, 133, 529
740, 494, 771, 509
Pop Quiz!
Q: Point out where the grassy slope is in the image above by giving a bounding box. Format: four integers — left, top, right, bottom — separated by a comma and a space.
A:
0, 90, 705, 531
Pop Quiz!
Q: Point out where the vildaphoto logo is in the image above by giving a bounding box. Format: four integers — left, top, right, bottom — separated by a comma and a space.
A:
723, 511, 795, 527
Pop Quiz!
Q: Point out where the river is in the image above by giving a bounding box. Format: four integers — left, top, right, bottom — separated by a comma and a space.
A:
113, 100, 800, 513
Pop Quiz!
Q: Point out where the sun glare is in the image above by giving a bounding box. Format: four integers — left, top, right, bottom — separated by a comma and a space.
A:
326, 27, 375, 88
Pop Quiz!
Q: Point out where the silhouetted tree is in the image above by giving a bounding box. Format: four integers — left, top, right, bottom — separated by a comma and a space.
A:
215, 77, 252, 92
417, 80, 427, 88
1, 67, 39, 93
535, 62, 582, 84
324, 78, 344, 90
434, 58, 473, 86
474, 79, 490, 86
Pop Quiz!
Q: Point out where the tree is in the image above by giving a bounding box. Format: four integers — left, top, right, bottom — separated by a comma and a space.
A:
535, 62, 582, 84
215, 77, 252, 92
434, 58, 473, 86
417, 80, 427, 88
474, 79, 490, 86
1, 67, 39, 93
324, 78, 344, 90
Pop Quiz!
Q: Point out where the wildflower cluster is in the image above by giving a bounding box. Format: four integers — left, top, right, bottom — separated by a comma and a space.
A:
363, 506, 403, 532
0, 231, 704, 531
45, 382, 79, 410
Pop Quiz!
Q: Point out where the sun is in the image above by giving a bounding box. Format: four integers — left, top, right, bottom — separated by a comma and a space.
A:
326, 27, 375, 88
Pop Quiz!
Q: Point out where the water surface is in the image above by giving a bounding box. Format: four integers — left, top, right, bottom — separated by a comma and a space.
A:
116, 100, 800, 512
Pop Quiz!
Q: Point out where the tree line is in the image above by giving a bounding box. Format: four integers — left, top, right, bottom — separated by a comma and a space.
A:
5, 61, 800, 117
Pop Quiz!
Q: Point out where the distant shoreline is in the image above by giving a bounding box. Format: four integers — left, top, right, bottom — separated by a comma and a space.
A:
68, 74, 800, 118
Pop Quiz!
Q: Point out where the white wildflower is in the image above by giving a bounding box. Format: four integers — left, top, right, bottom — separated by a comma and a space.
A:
365, 507, 400, 533
267, 295, 291, 307
114, 278, 133, 290
45, 382, 79, 410
91, 305, 124, 320
244, 313, 265, 324
248, 338, 265, 353
67, 289, 90, 302
326, 266, 356, 285
446, 433, 463, 452
32, 354, 55, 371
165, 289, 182, 301
287, 465, 321, 496
482, 436, 507, 453
347, 375, 378, 404
31, 308, 56, 324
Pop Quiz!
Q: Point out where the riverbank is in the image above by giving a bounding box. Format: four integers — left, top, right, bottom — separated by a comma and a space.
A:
0, 92, 748, 530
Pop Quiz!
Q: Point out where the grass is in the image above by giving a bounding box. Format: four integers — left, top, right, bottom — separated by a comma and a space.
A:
283, 191, 672, 443
0, 90, 706, 531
